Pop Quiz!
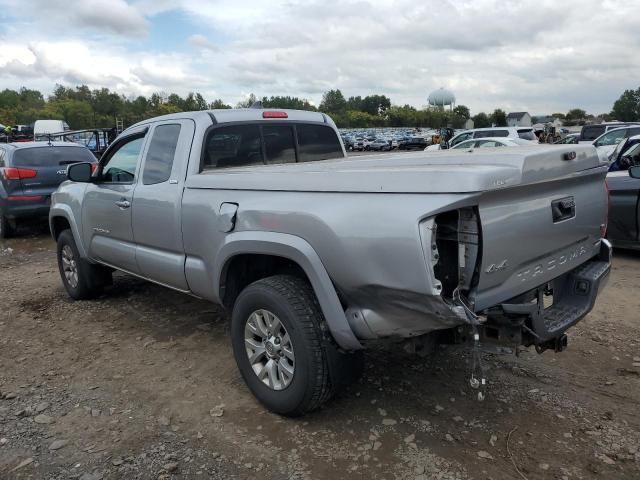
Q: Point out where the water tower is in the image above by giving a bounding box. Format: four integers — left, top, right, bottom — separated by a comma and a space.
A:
428, 87, 456, 111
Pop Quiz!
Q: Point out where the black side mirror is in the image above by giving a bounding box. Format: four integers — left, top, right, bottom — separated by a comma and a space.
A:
440, 141, 449, 150
629, 165, 640, 179
67, 162, 93, 183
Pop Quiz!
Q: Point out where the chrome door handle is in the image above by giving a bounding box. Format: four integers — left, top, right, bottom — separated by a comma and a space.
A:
115, 199, 131, 209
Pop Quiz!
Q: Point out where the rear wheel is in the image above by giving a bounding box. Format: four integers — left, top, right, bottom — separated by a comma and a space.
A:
0, 211, 14, 239
56, 229, 111, 300
231, 275, 359, 416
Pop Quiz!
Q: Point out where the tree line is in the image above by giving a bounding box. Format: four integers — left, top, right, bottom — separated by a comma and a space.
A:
0, 84, 638, 130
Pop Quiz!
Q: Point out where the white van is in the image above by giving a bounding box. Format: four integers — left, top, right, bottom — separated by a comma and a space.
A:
33, 120, 70, 141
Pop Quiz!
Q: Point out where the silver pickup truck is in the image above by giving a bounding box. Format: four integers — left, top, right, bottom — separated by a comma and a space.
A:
50, 108, 612, 416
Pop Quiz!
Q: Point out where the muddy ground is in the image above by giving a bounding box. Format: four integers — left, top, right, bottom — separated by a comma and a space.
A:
0, 230, 639, 480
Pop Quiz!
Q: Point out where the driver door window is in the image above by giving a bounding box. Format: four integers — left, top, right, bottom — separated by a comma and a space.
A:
102, 137, 145, 183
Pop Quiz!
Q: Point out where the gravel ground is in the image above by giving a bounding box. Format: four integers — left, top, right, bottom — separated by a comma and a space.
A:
0, 230, 639, 479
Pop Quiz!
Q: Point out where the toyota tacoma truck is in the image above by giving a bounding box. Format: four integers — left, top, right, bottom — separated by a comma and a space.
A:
49, 108, 611, 416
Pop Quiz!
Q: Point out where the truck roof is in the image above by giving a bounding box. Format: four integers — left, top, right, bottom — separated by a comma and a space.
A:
127, 108, 333, 131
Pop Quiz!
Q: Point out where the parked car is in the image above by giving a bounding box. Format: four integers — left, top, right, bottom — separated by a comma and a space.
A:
578, 122, 640, 144
451, 137, 532, 149
0, 142, 96, 237
591, 126, 640, 159
398, 136, 427, 150
368, 138, 392, 151
51, 109, 610, 416
607, 134, 640, 166
606, 145, 640, 249
426, 127, 537, 151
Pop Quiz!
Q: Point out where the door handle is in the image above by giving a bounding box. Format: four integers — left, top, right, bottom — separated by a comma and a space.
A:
115, 199, 131, 209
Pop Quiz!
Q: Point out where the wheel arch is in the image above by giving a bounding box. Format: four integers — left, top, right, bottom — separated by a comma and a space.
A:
49, 206, 87, 258
216, 231, 362, 351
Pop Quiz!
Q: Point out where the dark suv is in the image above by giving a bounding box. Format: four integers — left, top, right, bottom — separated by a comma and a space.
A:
0, 142, 96, 237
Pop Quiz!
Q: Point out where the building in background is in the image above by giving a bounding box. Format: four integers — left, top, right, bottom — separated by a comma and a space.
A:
506, 112, 532, 127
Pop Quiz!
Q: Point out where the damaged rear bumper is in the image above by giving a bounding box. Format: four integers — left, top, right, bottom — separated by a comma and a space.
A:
481, 239, 612, 350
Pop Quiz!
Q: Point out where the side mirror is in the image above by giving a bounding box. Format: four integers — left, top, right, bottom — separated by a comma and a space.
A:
440, 141, 449, 150
67, 162, 93, 183
629, 165, 640, 179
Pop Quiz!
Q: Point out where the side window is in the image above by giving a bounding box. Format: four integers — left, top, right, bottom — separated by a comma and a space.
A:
143, 124, 181, 185
203, 125, 263, 169
263, 125, 296, 164
101, 137, 145, 183
478, 140, 501, 148
595, 130, 626, 147
297, 124, 343, 162
451, 133, 473, 147
451, 133, 471, 146
453, 140, 474, 149
473, 131, 490, 139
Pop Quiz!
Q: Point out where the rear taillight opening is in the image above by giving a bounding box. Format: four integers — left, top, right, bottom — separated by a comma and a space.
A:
0, 167, 37, 180
90, 163, 98, 174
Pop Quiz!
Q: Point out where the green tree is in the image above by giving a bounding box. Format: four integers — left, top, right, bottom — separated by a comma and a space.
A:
472, 112, 490, 128
490, 109, 507, 126
611, 88, 640, 121
261, 96, 316, 110
210, 99, 232, 109
565, 108, 587, 121
236, 93, 258, 108
453, 105, 470, 119
319, 89, 347, 114
360, 95, 391, 116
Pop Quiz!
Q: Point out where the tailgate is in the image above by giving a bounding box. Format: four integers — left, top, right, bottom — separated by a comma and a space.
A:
473, 151, 608, 311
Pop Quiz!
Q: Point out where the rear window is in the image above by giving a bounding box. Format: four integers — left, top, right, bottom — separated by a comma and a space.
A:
203, 125, 264, 169
263, 125, 296, 165
517, 129, 536, 141
12, 146, 95, 167
202, 123, 343, 170
580, 125, 606, 141
297, 124, 343, 162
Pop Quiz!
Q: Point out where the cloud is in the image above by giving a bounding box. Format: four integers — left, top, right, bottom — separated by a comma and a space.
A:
0, 41, 208, 97
0, 0, 148, 37
0, 0, 639, 114
187, 34, 219, 52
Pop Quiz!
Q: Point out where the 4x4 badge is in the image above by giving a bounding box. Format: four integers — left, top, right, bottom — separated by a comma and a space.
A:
486, 260, 508, 274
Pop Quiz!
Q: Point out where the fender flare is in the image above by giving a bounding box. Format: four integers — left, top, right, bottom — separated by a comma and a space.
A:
216, 231, 362, 351
49, 205, 88, 258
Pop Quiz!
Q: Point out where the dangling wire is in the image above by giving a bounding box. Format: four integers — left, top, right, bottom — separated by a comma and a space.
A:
453, 287, 487, 401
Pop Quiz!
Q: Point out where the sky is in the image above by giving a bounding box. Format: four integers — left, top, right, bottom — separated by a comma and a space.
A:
0, 0, 638, 115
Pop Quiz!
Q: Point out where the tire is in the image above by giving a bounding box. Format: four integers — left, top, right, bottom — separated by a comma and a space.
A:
0, 210, 14, 239
0, 210, 16, 240
56, 229, 111, 300
231, 274, 356, 416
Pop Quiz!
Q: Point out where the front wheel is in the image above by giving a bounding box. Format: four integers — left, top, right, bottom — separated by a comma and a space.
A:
56, 229, 111, 300
231, 275, 356, 416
